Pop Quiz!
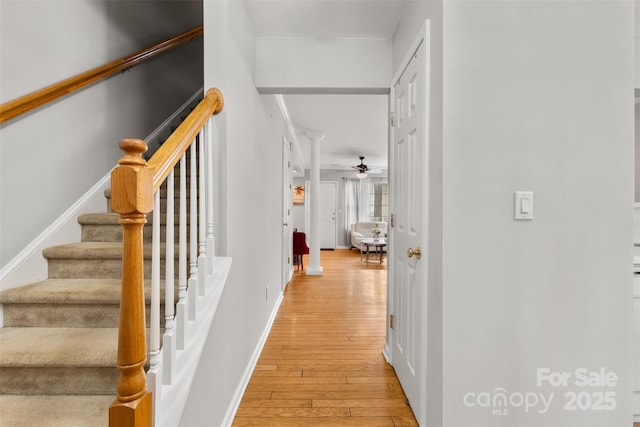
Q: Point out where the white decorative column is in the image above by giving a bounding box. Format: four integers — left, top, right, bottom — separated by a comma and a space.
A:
306, 131, 325, 275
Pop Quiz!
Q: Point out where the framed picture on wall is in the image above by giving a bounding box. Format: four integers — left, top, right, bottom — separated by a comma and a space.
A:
293, 185, 304, 205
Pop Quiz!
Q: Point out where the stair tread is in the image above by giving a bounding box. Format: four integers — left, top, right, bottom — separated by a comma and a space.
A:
0, 395, 111, 427
42, 242, 123, 259
0, 279, 169, 304
77, 212, 120, 225
0, 328, 117, 367
43, 242, 177, 259
0, 279, 121, 304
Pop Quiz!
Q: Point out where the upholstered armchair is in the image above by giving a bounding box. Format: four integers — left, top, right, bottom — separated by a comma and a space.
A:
292, 231, 310, 270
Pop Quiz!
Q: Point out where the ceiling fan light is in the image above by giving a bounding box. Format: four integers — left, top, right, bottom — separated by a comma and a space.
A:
356, 172, 368, 179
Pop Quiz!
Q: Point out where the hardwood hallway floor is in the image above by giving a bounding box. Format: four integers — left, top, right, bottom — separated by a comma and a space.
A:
232, 249, 417, 427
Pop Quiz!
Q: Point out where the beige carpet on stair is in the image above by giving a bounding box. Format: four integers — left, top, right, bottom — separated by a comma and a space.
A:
0, 395, 112, 427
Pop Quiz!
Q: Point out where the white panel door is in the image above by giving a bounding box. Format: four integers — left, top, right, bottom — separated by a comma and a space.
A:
634, 205, 640, 421
319, 182, 337, 249
391, 37, 427, 417
282, 137, 293, 290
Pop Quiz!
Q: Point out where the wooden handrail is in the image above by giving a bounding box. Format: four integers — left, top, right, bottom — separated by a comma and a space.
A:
148, 88, 224, 191
0, 26, 203, 124
109, 87, 223, 427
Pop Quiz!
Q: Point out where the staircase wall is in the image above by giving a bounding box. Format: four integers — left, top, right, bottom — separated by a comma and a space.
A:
0, 0, 204, 269
179, 2, 289, 425
0, 89, 203, 293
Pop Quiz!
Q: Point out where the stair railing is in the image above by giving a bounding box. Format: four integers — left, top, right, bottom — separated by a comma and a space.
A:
0, 26, 203, 124
109, 88, 223, 427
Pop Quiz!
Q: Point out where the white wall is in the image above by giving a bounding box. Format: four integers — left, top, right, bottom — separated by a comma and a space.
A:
255, 37, 391, 93
442, 2, 634, 425
180, 1, 285, 425
636, 0, 640, 88
0, 0, 203, 267
623, 0, 637, 203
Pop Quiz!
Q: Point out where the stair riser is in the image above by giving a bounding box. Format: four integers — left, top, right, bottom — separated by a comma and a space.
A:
48, 259, 181, 280
82, 225, 123, 243
3, 303, 167, 328
0, 367, 118, 395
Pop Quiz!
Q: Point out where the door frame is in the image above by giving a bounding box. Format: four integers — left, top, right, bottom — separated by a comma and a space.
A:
385, 20, 430, 426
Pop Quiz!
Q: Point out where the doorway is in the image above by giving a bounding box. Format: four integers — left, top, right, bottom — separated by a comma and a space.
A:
386, 21, 430, 426
282, 136, 293, 290
304, 180, 337, 249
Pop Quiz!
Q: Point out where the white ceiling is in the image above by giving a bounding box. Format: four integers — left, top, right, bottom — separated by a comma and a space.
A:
283, 94, 389, 171
244, 0, 406, 174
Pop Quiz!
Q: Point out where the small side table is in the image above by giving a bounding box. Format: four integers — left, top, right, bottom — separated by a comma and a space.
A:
360, 238, 387, 264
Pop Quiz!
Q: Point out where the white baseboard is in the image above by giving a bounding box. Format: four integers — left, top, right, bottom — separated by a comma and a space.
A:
221, 291, 284, 427
383, 343, 392, 365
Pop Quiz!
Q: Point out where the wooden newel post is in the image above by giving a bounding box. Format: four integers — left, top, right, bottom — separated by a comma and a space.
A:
109, 138, 154, 427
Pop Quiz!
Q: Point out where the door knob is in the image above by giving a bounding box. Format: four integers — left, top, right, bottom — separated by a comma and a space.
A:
407, 246, 422, 259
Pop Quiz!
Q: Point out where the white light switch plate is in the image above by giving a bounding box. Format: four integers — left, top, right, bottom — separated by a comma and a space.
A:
514, 191, 534, 220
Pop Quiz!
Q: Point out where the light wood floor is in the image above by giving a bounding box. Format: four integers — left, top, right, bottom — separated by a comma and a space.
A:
232, 249, 417, 427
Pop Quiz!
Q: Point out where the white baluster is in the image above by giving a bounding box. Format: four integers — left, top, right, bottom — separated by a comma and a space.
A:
206, 117, 216, 272
176, 154, 188, 350
198, 128, 207, 295
163, 170, 176, 385
147, 188, 162, 402
188, 141, 198, 320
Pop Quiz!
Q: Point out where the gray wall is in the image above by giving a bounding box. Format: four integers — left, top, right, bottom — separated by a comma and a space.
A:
442, 1, 633, 425
181, 1, 286, 425
0, 0, 203, 267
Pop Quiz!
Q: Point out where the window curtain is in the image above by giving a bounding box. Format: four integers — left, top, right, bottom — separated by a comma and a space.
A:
344, 178, 361, 245
359, 180, 372, 221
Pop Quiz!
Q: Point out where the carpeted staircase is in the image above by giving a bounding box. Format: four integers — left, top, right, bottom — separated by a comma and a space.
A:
0, 189, 180, 426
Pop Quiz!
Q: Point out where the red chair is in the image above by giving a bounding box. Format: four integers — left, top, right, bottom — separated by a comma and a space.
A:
292, 231, 310, 270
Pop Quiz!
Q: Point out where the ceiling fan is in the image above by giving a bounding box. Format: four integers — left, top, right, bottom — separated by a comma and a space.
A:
352, 156, 381, 178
